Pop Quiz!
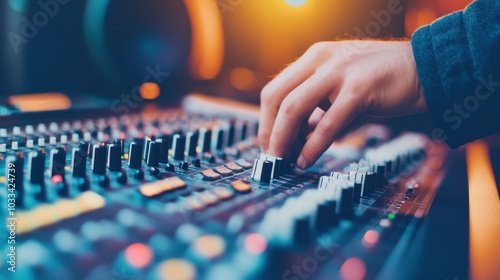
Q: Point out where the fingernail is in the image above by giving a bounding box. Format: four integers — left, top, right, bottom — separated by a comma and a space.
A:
297, 154, 307, 169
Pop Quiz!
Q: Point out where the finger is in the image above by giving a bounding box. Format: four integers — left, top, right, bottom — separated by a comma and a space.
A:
258, 49, 325, 151
297, 93, 363, 169
308, 107, 326, 130
268, 73, 339, 157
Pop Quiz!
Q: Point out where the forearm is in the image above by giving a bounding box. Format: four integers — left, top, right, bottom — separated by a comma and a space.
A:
411, 0, 500, 147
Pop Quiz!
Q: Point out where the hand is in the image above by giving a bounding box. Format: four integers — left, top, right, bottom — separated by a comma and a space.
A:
258, 40, 427, 169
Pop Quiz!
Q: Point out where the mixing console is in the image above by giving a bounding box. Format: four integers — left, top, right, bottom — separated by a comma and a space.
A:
0, 106, 448, 280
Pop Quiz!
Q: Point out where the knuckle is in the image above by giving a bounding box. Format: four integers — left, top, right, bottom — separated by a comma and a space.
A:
280, 98, 299, 118
260, 85, 273, 103
307, 41, 332, 56
315, 120, 331, 135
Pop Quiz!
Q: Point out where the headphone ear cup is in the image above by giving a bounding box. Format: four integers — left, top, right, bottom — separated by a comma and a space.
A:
84, 0, 193, 90
184, 0, 225, 81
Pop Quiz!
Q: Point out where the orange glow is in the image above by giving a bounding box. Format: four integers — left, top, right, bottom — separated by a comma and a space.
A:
139, 82, 161, 100
362, 230, 379, 248
244, 233, 267, 254
466, 141, 500, 280
125, 243, 153, 268
230, 67, 257, 92
184, 0, 224, 80
193, 235, 226, 259
158, 259, 196, 280
340, 257, 366, 280
9, 92, 71, 112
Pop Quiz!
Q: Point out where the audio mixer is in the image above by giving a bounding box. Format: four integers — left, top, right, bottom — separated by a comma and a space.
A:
0, 104, 449, 280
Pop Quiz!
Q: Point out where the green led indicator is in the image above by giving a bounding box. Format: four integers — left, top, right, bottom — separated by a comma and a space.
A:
388, 213, 396, 220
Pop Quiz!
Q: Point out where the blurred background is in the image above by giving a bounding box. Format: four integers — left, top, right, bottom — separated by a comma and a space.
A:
0, 0, 472, 107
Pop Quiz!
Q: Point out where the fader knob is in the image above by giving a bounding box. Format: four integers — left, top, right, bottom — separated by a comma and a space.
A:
72, 147, 87, 178
92, 144, 107, 175
158, 138, 169, 164
199, 129, 212, 153
50, 146, 66, 178
186, 131, 199, 157
146, 141, 161, 167
172, 134, 186, 160
107, 144, 122, 171
28, 150, 46, 185
128, 142, 143, 170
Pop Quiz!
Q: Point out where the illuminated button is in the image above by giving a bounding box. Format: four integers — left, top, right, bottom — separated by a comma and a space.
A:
185, 196, 205, 211
235, 159, 252, 169
379, 218, 391, 228
17, 192, 105, 234
198, 191, 219, 206
213, 187, 234, 200
139, 177, 187, 197
157, 259, 196, 280
201, 169, 221, 181
193, 235, 226, 259
213, 166, 233, 176
224, 162, 244, 173
362, 230, 380, 248
230, 180, 252, 193
340, 257, 366, 280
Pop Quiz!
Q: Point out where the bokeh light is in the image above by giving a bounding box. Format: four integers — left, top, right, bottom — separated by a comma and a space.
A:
125, 243, 153, 268
230, 67, 257, 92
244, 233, 267, 254
340, 257, 366, 280
139, 82, 161, 100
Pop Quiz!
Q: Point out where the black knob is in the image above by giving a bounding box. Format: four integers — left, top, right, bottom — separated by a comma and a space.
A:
363, 172, 375, 196
149, 167, 160, 176
165, 163, 175, 172
128, 142, 143, 169
375, 164, 386, 188
158, 138, 169, 164
117, 171, 128, 185
179, 161, 189, 170
50, 146, 66, 178
339, 186, 354, 218
146, 141, 161, 167
292, 216, 311, 246
57, 181, 69, 197
240, 123, 247, 141
315, 203, 331, 232
107, 144, 122, 171
260, 160, 273, 183
227, 121, 236, 147
192, 158, 201, 168
72, 147, 87, 178
172, 134, 186, 160
78, 141, 90, 157
143, 137, 152, 160
214, 128, 225, 150
352, 181, 362, 204
78, 176, 90, 191
186, 131, 199, 157
99, 174, 111, 188
207, 154, 216, 164
28, 150, 45, 185
273, 158, 283, 179
114, 139, 125, 155
199, 129, 212, 153
92, 144, 107, 175
136, 169, 145, 180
